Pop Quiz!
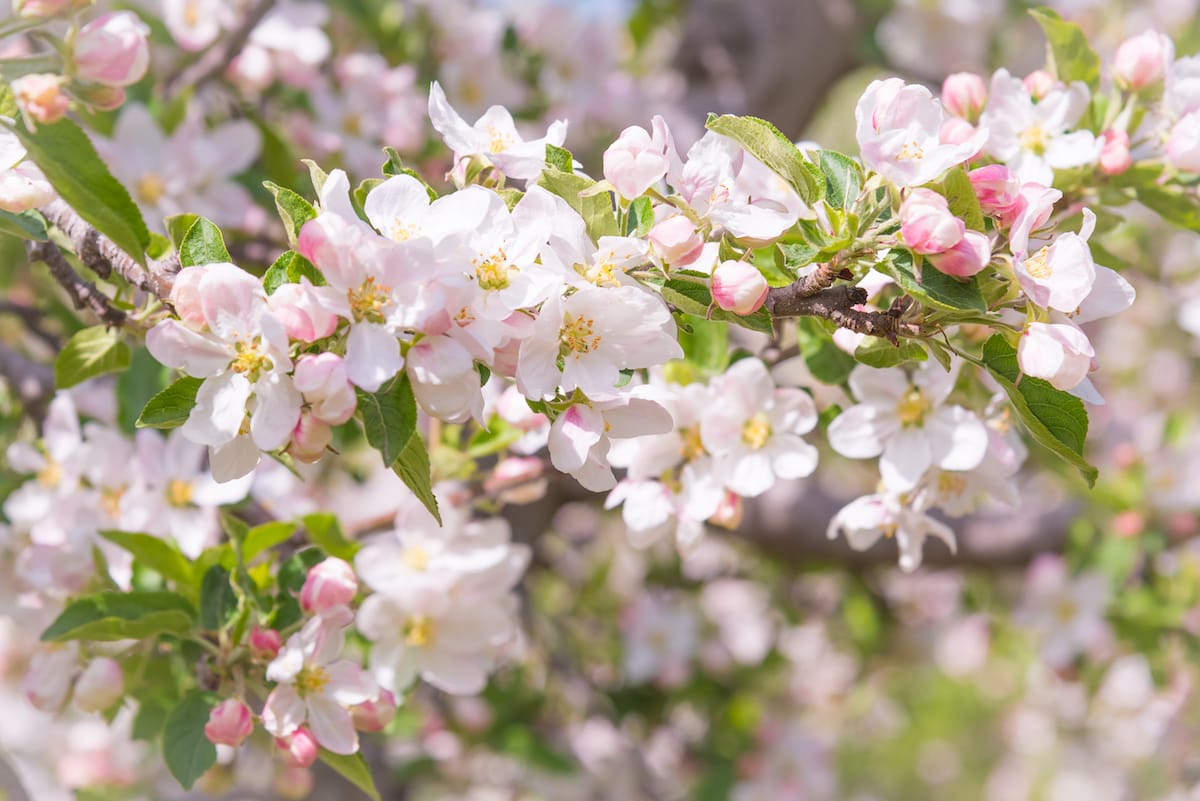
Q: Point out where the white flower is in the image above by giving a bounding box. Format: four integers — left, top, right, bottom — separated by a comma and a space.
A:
827, 492, 956, 572
548, 392, 673, 492
1015, 556, 1109, 667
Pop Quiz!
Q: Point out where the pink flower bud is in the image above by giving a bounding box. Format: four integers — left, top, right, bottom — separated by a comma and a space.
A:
292, 353, 356, 425
711, 260, 769, 316
205, 699, 254, 747
267, 279, 342, 343
73, 657, 123, 712
602, 117, 671, 200
12, 74, 69, 124
300, 557, 357, 613
941, 72, 987, 121
484, 456, 547, 504
0, 163, 54, 214
169, 265, 210, 329
939, 117, 981, 158
927, 230, 991, 277
1113, 31, 1172, 90
900, 188, 964, 255
1023, 70, 1056, 101
250, 625, 283, 659
968, 165, 1023, 223
74, 12, 150, 87
1018, 322, 1094, 390
648, 215, 704, 266
287, 412, 333, 463
276, 728, 319, 768
350, 689, 397, 733
708, 492, 743, 530
1098, 129, 1132, 176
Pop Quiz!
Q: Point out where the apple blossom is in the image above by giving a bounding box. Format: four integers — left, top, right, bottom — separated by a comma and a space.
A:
350, 689, 396, 733
15, 0, 90, 17
1018, 322, 1095, 391
292, 354, 356, 426
547, 392, 674, 492
942, 72, 987, 121
928, 230, 991, 277
72, 658, 123, 713
268, 279, 343, 343
1016, 556, 1110, 667
1023, 69, 1056, 100
275, 728, 319, 768
647, 214, 704, 267
251, 626, 283, 660
300, 558, 358, 613
12, 74, 69, 124
23, 644, 79, 712
1113, 31, 1173, 90
827, 492, 957, 572
603, 116, 673, 199
711, 260, 769, 315
204, 699, 254, 747
1014, 209, 1099, 313
1098, 130, 1132, 176
73, 12, 151, 87
900, 188, 964, 255
1166, 113, 1200, 173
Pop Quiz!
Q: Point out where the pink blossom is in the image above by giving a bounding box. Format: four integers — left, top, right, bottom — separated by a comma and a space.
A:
268, 278, 343, 342
73, 657, 123, 713
292, 353, 356, 426
12, 74, 69, 124
73, 12, 150, 87
276, 728, 319, 768
204, 699, 254, 747
1113, 31, 1173, 90
900, 188, 964, 255
968, 165, 1022, 223
350, 689, 396, 733
928, 230, 991, 277
287, 412, 333, 463
15, 0, 88, 17
1023, 69, 1056, 100
1018, 322, 1094, 391
648, 214, 704, 266
251, 625, 283, 659
1167, 112, 1200, 173
941, 72, 987, 121
602, 116, 673, 199
1098, 129, 1132, 176
300, 558, 358, 613
711, 260, 769, 315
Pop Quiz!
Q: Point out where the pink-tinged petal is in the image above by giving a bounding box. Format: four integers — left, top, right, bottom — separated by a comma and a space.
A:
927, 406, 989, 472
262, 685, 306, 738
323, 661, 378, 707
250, 372, 302, 451
721, 451, 775, 497
572, 447, 618, 492
548, 405, 604, 473
420, 649, 489, 695
879, 427, 932, 491
602, 398, 673, 438
826, 404, 889, 459
344, 322, 404, 392
181, 372, 251, 446
207, 435, 260, 483
198, 263, 266, 340
427, 81, 482, 156
305, 696, 358, 755
698, 406, 745, 455
146, 320, 230, 377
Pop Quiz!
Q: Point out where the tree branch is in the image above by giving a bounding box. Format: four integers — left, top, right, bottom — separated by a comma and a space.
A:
28, 240, 128, 327
40, 199, 179, 301
765, 284, 920, 343
163, 0, 275, 96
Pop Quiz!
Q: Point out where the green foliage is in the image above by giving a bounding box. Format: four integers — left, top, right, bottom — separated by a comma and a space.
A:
356, 372, 419, 469
0, 208, 46, 240
537, 167, 620, 241
178, 217, 230, 267
262, 250, 324, 294
164, 214, 200, 251
705, 113, 824, 205
136, 375, 203, 429
815, 149, 863, 210
393, 432, 441, 524
939, 168, 985, 232
54, 326, 131, 389
319, 750, 383, 801
797, 318, 856, 385
162, 691, 217, 790
625, 195, 654, 238
855, 339, 928, 369
979, 334, 1098, 486
99, 530, 194, 590
878, 250, 987, 313
658, 275, 774, 335
241, 520, 297, 562
544, 143, 574, 173
117, 348, 169, 434
301, 512, 359, 561
42, 591, 195, 642
198, 566, 238, 630
264, 181, 318, 248
678, 314, 731, 374
1029, 7, 1101, 88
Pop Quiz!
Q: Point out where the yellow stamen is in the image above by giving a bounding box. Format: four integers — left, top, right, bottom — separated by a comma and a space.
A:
347, 276, 390, 324
473, 249, 513, 290
166, 479, 193, 507
1023, 245, 1052, 280
136, 173, 166, 205
1020, 124, 1048, 155
404, 615, 434, 647
36, 460, 62, 488
741, 413, 772, 450
895, 387, 931, 427
896, 140, 925, 161
403, 546, 429, 572
295, 666, 330, 697
559, 312, 602, 359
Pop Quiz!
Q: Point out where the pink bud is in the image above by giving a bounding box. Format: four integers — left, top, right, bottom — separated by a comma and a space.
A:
941, 72, 986, 121
938, 117, 980, 157
12, 74, 69, 124
968, 165, 1023, 223
73, 657, 123, 712
1023, 70, 1056, 101
708, 492, 743, 530
250, 625, 283, 659
1112, 510, 1144, 539
300, 557, 357, 613
1018, 322, 1094, 390
484, 456, 547, 504
602, 117, 671, 200
287, 412, 333, 463
74, 12, 150, 87
928, 230, 991, 277
711, 260, 769, 316
170, 265, 210, 329
1098, 129, 1132, 176
292, 353, 356, 425
1113, 31, 1172, 90
900, 188, 964, 255
276, 727, 319, 768
205, 699, 254, 747
350, 689, 397, 733
22, 645, 78, 712
648, 215, 704, 266
268, 279, 342, 343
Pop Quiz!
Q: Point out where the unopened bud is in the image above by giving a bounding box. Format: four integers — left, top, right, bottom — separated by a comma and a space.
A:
299, 557, 357, 613
204, 699, 254, 747
1113, 31, 1172, 90
276, 727, 319, 768
941, 72, 986, 121
1098, 129, 1133, 176
13, 73, 69, 124
711, 260, 768, 316
350, 689, 397, 733
1023, 70, 1056, 101
73, 657, 123, 713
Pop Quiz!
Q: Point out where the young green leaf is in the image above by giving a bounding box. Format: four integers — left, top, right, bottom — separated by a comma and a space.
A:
545, 143, 574, 173
705, 113, 824, 204
162, 692, 217, 790
241, 520, 297, 562
301, 513, 359, 561
99, 530, 194, 590
1029, 7, 1101, 88
319, 749, 382, 801
939, 168, 985, 232
880, 251, 987, 313
854, 339, 928, 369
264, 181, 317, 247
178, 217, 230, 267
0, 208, 46, 240
262, 250, 324, 294
815, 150, 862, 210
54, 326, 131, 389
356, 372, 418, 468
41, 591, 195, 642
625, 195, 654, 238
136, 375, 203, 429
393, 433, 441, 524
164, 214, 200, 251
537, 167, 619, 241
198, 565, 238, 630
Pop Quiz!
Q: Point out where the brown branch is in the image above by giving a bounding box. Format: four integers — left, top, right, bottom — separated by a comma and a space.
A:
765, 284, 919, 343
28, 240, 128, 327
163, 0, 275, 96
40, 199, 179, 301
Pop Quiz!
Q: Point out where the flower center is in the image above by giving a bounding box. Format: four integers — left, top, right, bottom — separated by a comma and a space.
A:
559, 312, 602, 359
1023, 245, 1052, 280
166, 479, 193, 507
36, 460, 62, 488
404, 615, 434, 647
1055, 598, 1077, 623
680, 426, 705, 461
487, 125, 515, 154
1020, 124, 1048, 155
101, 486, 125, 518
136, 173, 166, 205
231, 340, 271, 379
182, 0, 201, 26
896, 140, 925, 161
576, 256, 619, 288
388, 218, 420, 242
473, 250, 513, 291
403, 546, 429, 572
937, 472, 967, 497
295, 666, 330, 697
348, 276, 389, 324
343, 113, 363, 137
741, 413, 772, 450
895, 387, 931, 427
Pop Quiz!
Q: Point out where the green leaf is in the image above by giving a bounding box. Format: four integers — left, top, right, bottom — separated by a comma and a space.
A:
54, 326, 131, 389
303, 158, 328, 196
393, 433, 441, 524
41, 591, 195, 642
116, 347, 169, 435
0, 208, 46, 240
164, 214, 200, 251
980, 334, 1098, 486
625, 195, 653, 238
466, 418, 524, 458
537, 167, 619, 241
678, 314, 730, 373
356, 372, 418, 468
99, 530, 193, 589
353, 178, 384, 220
1029, 7, 1101, 88
136, 375, 203, 429
132, 698, 170, 742
262, 250, 324, 294
178, 217, 230, 267
797, 318, 855, 384
1131, 183, 1200, 232
939, 168, 985, 232
705, 113, 823, 204
12, 117, 149, 264
162, 691, 217, 790
264, 181, 317, 248
854, 339, 928, 369
660, 278, 774, 334
751, 244, 796, 288
301, 513, 358, 560
199, 566, 237, 630
815, 150, 862, 210
882, 251, 987, 313
242, 520, 296, 562
545, 143, 574, 173
319, 750, 382, 801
